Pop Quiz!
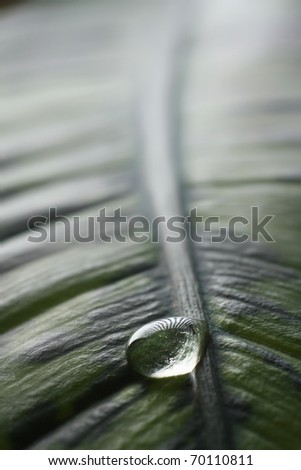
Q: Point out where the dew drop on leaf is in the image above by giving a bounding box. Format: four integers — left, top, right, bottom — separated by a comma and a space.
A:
126, 317, 205, 378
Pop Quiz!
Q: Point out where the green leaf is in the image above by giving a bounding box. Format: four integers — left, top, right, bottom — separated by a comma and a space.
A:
0, 0, 300, 450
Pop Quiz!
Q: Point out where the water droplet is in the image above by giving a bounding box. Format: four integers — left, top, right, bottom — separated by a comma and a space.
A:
126, 317, 205, 379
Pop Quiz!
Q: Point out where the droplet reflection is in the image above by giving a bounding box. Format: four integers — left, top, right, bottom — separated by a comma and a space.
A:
126, 317, 204, 378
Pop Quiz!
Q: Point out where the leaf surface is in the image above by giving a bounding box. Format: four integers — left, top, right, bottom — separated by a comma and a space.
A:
0, 0, 300, 450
